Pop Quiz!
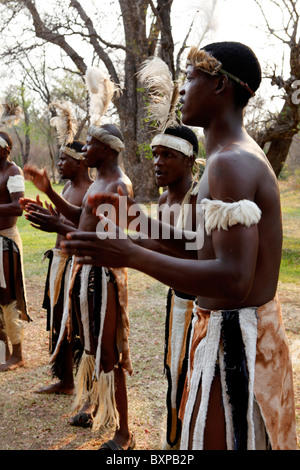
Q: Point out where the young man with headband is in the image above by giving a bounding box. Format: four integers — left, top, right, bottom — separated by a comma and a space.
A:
21, 137, 93, 396
23, 68, 135, 450
61, 42, 298, 450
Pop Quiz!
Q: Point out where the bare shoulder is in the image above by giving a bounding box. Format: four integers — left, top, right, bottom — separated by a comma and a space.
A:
61, 181, 71, 195
208, 139, 271, 202
110, 171, 133, 197
7, 162, 23, 178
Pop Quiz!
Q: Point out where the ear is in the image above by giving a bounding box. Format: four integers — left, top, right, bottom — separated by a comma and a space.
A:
215, 74, 230, 95
185, 156, 194, 167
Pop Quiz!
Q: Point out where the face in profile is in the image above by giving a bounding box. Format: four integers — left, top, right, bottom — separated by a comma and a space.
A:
180, 65, 215, 128
82, 135, 106, 168
57, 152, 79, 179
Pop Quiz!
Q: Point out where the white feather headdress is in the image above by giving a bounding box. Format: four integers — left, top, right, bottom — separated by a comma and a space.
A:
84, 66, 124, 153
0, 102, 23, 128
137, 57, 180, 132
85, 66, 121, 126
49, 101, 78, 147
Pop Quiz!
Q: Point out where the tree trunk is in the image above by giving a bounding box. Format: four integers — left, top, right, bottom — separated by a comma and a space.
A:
117, 0, 160, 202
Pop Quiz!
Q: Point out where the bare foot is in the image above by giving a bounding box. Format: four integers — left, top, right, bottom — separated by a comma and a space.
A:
69, 402, 96, 427
35, 381, 75, 395
0, 357, 25, 372
99, 432, 135, 450
113, 431, 135, 450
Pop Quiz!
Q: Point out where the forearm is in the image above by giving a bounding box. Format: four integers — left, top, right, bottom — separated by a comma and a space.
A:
0, 202, 22, 217
55, 221, 78, 237
127, 244, 243, 301
46, 186, 81, 226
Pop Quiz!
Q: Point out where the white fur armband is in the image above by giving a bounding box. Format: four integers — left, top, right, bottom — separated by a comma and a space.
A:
7, 175, 25, 194
201, 198, 261, 235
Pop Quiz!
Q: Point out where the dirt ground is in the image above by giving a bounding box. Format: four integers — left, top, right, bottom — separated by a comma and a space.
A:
0, 273, 299, 451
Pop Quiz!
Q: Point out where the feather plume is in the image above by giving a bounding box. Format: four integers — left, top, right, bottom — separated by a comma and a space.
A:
137, 57, 180, 132
49, 101, 78, 146
0, 102, 23, 128
84, 66, 121, 126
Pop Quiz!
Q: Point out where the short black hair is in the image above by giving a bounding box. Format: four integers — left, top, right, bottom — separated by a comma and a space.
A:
164, 125, 199, 156
203, 41, 261, 107
66, 140, 85, 153
0, 131, 13, 151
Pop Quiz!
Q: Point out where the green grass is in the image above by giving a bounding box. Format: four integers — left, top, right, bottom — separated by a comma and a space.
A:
279, 181, 300, 285
17, 181, 64, 279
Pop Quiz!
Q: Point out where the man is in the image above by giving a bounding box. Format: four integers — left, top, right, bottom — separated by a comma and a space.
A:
24, 123, 135, 450
151, 125, 200, 449
61, 42, 297, 450
20, 140, 93, 395
0, 131, 30, 372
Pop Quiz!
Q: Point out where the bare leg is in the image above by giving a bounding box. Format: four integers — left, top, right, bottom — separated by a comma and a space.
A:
0, 251, 25, 372
100, 281, 133, 449
36, 340, 75, 394
0, 342, 24, 371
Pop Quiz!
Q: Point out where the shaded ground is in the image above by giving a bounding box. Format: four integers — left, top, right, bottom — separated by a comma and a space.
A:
0, 271, 168, 450
0, 273, 299, 450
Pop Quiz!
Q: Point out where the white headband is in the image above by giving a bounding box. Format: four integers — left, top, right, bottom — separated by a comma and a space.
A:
88, 125, 125, 153
150, 134, 194, 157
0, 136, 8, 149
61, 146, 85, 161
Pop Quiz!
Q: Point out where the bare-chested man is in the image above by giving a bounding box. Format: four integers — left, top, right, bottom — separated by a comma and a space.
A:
24, 123, 135, 450
60, 43, 297, 450
0, 131, 30, 372
151, 125, 199, 449
20, 140, 93, 395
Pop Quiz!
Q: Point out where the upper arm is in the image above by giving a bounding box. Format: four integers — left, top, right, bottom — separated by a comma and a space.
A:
7, 165, 25, 201
207, 154, 260, 296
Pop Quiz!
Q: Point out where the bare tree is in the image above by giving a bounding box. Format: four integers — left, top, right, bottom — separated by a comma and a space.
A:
252, 0, 300, 177
0, 0, 217, 200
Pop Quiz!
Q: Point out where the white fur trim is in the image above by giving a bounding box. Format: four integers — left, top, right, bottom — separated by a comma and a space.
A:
201, 198, 261, 235
239, 308, 258, 449
180, 307, 258, 450
49, 256, 74, 363
48, 249, 62, 345
94, 267, 108, 380
169, 294, 192, 408
0, 237, 5, 288
190, 312, 222, 450
79, 264, 93, 353
2, 301, 23, 344
7, 175, 25, 194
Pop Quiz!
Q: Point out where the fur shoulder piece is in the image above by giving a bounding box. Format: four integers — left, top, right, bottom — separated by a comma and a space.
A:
201, 198, 261, 235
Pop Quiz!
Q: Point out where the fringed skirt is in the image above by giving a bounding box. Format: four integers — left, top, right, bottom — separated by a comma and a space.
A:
179, 297, 297, 450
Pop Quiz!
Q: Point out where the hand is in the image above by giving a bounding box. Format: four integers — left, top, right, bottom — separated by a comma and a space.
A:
25, 205, 62, 233
61, 214, 135, 267
23, 164, 51, 194
19, 194, 43, 210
